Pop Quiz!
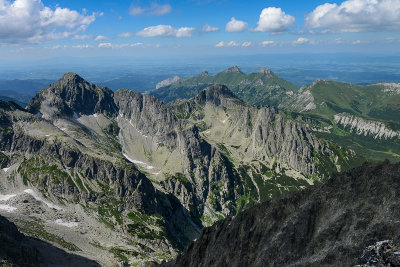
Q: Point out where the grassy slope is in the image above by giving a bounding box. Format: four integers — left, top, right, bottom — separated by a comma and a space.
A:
285, 80, 400, 163
150, 68, 299, 107
304, 80, 400, 122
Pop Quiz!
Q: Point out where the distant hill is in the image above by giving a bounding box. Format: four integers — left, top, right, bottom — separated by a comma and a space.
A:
151, 68, 400, 163
99, 74, 171, 92
150, 66, 298, 107
285, 80, 400, 123
282, 80, 400, 162
0, 79, 54, 107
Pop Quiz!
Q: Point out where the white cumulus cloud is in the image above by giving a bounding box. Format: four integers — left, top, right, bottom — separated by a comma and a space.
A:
117, 32, 134, 38
293, 37, 316, 45
94, 35, 109, 41
98, 42, 148, 48
71, 34, 93, 40
72, 44, 90, 49
129, 3, 172, 16
136, 25, 195, 38
305, 0, 400, 33
0, 0, 96, 45
260, 40, 276, 47
215, 41, 250, 47
202, 24, 219, 32
226, 41, 240, 47
215, 41, 225, 47
254, 7, 295, 32
225, 17, 248, 32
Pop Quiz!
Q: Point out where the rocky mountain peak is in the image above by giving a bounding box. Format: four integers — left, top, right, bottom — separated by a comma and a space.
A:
223, 65, 244, 74
258, 67, 274, 76
59, 72, 83, 83
310, 78, 328, 87
26, 73, 116, 118
200, 71, 209, 77
194, 84, 242, 106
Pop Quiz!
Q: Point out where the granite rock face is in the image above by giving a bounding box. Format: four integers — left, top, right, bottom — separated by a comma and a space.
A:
163, 160, 400, 267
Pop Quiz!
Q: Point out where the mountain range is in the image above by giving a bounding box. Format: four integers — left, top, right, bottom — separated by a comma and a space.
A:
0, 69, 398, 266
152, 66, 400, 163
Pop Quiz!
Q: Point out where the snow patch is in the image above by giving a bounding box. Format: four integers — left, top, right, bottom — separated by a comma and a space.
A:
2, 167, 10, 173
73, 112, 79, 119
24, 189, 62, 210
123, 153, 155, 170
93, 113, 98, 118
54, 219, 78, 228
0, 204, 16, 212
0, 194, 16, 201
35, 112, 43, 118
45, 135, 50, 137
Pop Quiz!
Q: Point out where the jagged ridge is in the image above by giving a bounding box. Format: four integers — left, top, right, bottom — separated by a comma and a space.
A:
162, 160, 400, 267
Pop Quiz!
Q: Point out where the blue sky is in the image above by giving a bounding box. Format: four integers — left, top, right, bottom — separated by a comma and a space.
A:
1, 0, 400, 61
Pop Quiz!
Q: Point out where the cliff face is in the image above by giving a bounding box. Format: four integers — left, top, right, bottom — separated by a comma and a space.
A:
162, 160, 400, 267
334, 113, 400, 139
26, 72, 116, 118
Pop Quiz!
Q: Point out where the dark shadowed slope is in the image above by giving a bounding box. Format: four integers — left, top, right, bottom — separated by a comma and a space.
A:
161, 160, 400, 267
0, 215, 100, 267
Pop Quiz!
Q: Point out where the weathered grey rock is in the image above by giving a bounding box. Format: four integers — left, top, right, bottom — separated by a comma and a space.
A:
156, 76, 182, 89
162, 160, 400, 267
26, 72, 116, 118
354, 240, 400, 267
0, 74, 359, 264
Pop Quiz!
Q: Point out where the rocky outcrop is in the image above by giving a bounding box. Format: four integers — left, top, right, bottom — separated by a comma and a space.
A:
258, 67, 273, 77
284, 88, 316, 111
376, 83, 400, 94
26, 72, 116, 118
222, 66, 244, 74
156, 76, 182, 89
114, 88, 243, 219
172, 84, 340, 177
162, 160, 400, 267
0, 97, 200, 261
334, 113, 400, 139
354, 240, 400, 267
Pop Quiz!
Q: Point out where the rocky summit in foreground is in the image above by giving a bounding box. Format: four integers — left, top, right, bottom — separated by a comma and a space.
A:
161, 160, 400, 267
